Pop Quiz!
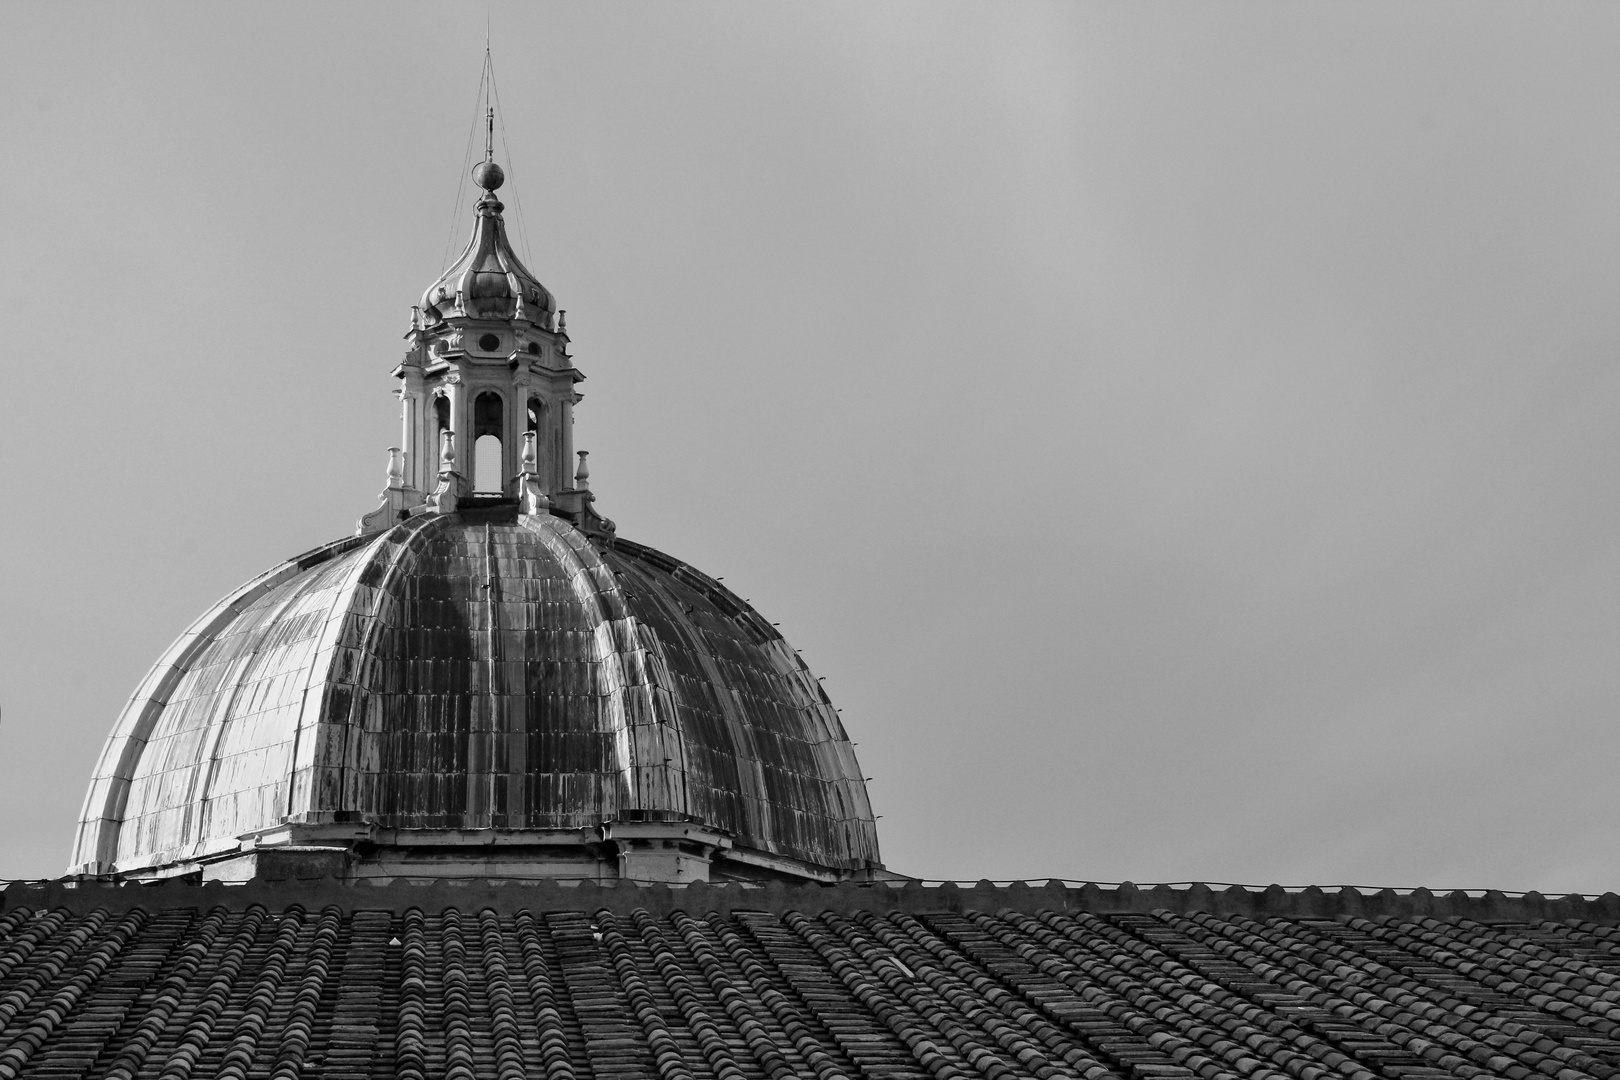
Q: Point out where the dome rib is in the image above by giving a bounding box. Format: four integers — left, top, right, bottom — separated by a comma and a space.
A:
522, 511, 687, 819
600, 537, 878, 869
306, 513, 465, 827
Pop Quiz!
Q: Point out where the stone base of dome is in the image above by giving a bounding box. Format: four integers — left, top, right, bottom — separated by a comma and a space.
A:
100, 821, 879, 887
200, 845, 354, 885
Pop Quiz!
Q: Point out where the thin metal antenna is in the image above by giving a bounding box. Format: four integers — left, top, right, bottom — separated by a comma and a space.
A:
441, 39, 536, 269
484, 36, 495, 162
485, 48, 535, 265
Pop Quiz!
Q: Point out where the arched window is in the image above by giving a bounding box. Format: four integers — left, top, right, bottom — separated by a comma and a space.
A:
473, 391, 504, 495
474, 391, 504, 438
473, 435, 502, 494
434, 394, 450, 432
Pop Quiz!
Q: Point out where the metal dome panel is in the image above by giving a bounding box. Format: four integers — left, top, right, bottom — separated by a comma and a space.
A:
73, 508, 880, 878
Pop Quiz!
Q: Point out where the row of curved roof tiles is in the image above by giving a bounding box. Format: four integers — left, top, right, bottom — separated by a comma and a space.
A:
9, 880, 1620, 902
9, 902, 1620, 1078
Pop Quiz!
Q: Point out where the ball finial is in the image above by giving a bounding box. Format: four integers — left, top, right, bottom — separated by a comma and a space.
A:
472, 160, 505, 192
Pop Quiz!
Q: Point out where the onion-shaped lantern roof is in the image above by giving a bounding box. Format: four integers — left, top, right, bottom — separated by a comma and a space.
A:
419, 159, 555, 325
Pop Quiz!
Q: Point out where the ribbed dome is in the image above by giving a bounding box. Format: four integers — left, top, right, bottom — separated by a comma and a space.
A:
420, 188, 555, 325
73, 505, 880, 878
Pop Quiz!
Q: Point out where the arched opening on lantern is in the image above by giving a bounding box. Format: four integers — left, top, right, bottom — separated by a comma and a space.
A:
434, 394, 450, 432
473, 391, 504, 495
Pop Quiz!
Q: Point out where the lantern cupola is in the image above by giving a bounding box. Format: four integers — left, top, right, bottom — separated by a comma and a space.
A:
374, 121, 586, 527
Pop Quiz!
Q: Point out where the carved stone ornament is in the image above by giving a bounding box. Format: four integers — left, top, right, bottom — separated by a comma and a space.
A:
356, 448, 412, 536
424, 430, 463, 514
518, 431, 550, 515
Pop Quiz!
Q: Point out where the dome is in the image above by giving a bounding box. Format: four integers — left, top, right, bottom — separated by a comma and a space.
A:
73, 504, 881, 881
419, 186, 555, 325
72, 134, 887, 886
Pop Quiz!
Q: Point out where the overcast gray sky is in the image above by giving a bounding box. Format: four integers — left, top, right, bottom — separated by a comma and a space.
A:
3, 2, 1619, 892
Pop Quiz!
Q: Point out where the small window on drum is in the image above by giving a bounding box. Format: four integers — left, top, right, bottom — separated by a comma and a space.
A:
478, 333, 501, 352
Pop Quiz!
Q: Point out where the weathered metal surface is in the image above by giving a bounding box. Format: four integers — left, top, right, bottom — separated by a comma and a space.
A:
73, 506, 881, 876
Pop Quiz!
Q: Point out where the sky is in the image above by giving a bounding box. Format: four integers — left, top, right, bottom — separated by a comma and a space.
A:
2, 2, 1620, 893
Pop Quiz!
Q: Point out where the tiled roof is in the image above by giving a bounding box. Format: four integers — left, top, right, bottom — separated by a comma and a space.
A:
5, 881, 1620, 1079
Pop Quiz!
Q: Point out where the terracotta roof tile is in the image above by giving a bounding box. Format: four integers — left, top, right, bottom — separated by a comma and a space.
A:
9, 884, 1620, 1078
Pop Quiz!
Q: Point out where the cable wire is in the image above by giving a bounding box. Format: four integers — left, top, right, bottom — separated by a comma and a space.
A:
441, 61, 490, 273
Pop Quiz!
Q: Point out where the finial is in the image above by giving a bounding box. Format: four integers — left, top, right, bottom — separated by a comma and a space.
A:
473, 157, 504, 192
575, 450, 590, 491
386, 447, 405, 487
520, 431, 538, 472
557, 310, 567, 335
439, 429, 456, 469
474, 87, 503, 191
